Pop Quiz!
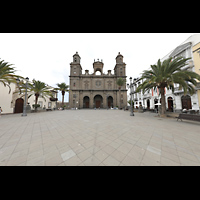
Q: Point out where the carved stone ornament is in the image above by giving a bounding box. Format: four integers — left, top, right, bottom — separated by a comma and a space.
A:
95, 80, 101, 87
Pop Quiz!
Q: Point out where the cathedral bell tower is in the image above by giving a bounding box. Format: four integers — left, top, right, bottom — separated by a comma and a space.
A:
114, 52, 126, 77
69, 52, 82, 109
70, 52, 82, 76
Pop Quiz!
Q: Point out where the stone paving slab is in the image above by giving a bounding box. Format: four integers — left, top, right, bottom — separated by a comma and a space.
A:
0, 110, 200, 166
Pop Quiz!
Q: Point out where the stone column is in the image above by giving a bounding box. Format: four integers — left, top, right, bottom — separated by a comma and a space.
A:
103, 91, 107, 108
79, 91, 83, 108
90, 91, 93, 108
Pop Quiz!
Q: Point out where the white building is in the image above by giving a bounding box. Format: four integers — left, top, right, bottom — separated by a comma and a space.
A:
132, 34, 200, 112
0, 82, 57, 114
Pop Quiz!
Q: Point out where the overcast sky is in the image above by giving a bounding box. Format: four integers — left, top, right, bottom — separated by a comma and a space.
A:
0, 33, 197, 101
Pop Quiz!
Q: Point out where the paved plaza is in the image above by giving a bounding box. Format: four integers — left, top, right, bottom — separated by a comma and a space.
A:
0, 109, 200, 166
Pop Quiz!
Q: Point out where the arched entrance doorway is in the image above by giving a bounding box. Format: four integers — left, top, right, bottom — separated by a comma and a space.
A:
83, 96, 90, 108
94, 95, 103, 108
167, 97, 173, 112
181, 95, 192, 110
154, 98, 158, 110
107, 96, 113, 108
147, 99, 150, 110
14, 98, 24, 113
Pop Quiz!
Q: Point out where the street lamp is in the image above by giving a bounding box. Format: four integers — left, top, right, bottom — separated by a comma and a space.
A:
16, 77, 29, 117
127, 77, 135, 116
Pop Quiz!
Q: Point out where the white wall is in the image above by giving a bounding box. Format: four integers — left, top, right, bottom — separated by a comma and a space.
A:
0, 83, 15, 113
0, 82, 57, 114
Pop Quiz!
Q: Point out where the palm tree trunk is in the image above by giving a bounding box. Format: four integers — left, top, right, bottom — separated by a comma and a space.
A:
62, 91, 65, 108
160, 87, 166, 117
35, 93, 39, 111
119, 87, 121, 109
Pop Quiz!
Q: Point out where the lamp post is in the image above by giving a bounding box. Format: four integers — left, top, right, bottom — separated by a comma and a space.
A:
173, 97, 176, 113
107, 94, 109, 110
127, 77, 135, 116
16, 77, 29, 117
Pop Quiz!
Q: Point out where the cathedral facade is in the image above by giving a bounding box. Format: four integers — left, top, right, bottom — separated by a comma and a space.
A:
69, 52, 127, 109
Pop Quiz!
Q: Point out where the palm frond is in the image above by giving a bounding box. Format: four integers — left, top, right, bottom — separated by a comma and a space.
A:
116, 78, 126, 87
0, 58, 24, 93
56, 82, 69, 91
137, 56, 200, 115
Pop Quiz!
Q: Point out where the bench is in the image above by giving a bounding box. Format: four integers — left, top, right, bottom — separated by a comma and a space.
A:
177, 114, 200, 122
46, 108, 52, 111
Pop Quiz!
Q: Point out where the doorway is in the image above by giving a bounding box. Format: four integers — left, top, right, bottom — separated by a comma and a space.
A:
94, 95, 103, 108
154, 98, 158, 110
14, 98, 24, 113
181, 95, 192, 110
107, 96, 113, 108
83, 96, 90, 108
167, 97, 173, 112
147, 99, 150, 109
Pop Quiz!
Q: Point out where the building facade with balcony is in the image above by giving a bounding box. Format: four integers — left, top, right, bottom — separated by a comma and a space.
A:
133, 34, 200, 112
192, 41, 200, 108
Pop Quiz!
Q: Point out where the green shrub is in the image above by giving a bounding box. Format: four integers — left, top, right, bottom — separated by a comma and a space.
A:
32, 104, 40, 108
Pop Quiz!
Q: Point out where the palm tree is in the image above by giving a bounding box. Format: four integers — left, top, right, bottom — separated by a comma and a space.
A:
0, 58, 23, 93
55, 82, 69, 108
136, 57, 200, 117
116, 78, 126, 109
17, 79, 53, 111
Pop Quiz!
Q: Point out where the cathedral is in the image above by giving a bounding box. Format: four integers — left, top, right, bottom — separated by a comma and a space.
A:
69, 52, 127, 109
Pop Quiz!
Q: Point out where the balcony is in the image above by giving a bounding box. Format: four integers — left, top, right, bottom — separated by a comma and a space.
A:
174, 82, 200, 94
174, 87, 184, 94
183, 60, 194, 71
143, 92, 151, 98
